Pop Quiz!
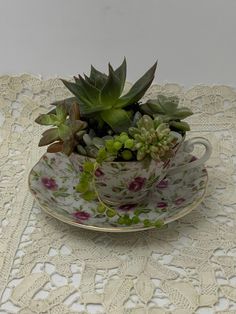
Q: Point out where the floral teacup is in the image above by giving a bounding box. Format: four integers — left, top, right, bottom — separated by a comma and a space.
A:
69, 137, 212, 205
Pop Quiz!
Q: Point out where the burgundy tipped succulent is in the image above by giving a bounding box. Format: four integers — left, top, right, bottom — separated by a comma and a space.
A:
35, 102, 87, 155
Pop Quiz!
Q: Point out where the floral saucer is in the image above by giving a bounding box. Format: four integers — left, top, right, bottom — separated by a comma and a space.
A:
28, 152, 208, 232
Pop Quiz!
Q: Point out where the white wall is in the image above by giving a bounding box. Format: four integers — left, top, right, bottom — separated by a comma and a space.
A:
0, 0, 236, 87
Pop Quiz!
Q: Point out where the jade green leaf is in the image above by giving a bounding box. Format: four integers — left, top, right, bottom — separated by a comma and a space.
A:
62, 80, 92, 106
61, 80, 81, 98
169, 107, 193, 119
114, 57, 127, 94
160, 101, 179, 114
141, 100, 166, 115
84, 74, 94, 85
65, 79, 107, 115
56, 104, 67, 122
78, 75, 100, 104
152, 95, 179, 114
169, 120, 190, 131
100, 108, 131, 132
58, 124, 72, 140
35, 114, 59, 126
100, 64, 122, 107
115, 61, 157, 108
62, 80, 104, 115
90, 65, 108, 89
39, 128, 60, 146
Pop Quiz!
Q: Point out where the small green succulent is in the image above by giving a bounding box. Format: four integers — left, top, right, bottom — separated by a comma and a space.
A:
77, 131, 113, 158
141, 95, 193, 132
129, 115, 178, 161
35, 102, 87, 155
61, 58, 157, 133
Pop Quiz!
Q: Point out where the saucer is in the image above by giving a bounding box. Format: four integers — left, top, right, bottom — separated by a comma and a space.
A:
28, 152, 208, 232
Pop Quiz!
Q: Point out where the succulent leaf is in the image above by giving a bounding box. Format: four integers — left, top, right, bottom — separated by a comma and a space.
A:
61, 80, 97, 113
100, 64, 121, 107
58, 124, 72, 140
141, 94, 193, 133
167, 107, 193, 119
61, 60, 158, 132
141, 101, 165, 115
73, 76, 81, 85
70, 120, 87, 133
169, 120, 190, 131
114, 57, 127, 94
56, 104, 67, 122
115, 61, 157, 108
75, 130, 86, 140
61, 80, 82, 99
47, 141, 63, 153
69, 102, 80, 121
100, 108, 131, 133
83, 74, 94, 85
48, 97, 76, 117
62, 138, 75, 155
78, 75, 100, 104
128, 115, 178, 161
39, 128, 60, 146
89, 65, 108, 88
35, 114, 59, 126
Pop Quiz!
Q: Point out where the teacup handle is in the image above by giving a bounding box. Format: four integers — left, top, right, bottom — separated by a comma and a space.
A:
167, 137, 212, 175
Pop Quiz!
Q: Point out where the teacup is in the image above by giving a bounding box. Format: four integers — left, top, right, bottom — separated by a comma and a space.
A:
69, 136, 212, 205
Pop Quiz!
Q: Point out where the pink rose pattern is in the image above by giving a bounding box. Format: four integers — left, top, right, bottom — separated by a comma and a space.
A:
118, 203, 138, 211
73, 211, 91, 221
95, 168, 104, 177
41, 177, 58, 190
157, 201, 168, 208
156, 179, 169, 189
30, 152, 206, 228
175, 197, 185, 206
128, 177, 146, 192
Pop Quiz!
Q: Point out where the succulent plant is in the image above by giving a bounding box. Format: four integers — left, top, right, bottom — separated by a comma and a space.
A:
35, 102, 87, 155
77, 130, 113, 158
60, 58, 157, 133
129, 115, 179, 161
141, 95, 193, 132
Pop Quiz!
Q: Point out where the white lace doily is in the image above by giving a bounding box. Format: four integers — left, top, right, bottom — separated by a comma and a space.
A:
0, 75, 236, 314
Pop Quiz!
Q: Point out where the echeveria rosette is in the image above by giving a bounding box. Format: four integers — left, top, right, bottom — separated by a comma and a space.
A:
60, 58, 157, 133
141, 94, 193, 132
35, 103, 88, 155
129, 115, 178, 161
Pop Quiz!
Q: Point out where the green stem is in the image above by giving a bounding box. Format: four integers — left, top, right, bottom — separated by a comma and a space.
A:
92, 161, 121, 218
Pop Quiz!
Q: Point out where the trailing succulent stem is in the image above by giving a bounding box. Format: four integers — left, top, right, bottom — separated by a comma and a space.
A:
75, 148, 164, 228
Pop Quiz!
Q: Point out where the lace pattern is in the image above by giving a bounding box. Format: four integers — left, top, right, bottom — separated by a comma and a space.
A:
0, 75, 236, 313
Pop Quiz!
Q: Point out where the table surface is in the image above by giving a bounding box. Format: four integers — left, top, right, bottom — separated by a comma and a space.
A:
0, 75, 236, 314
